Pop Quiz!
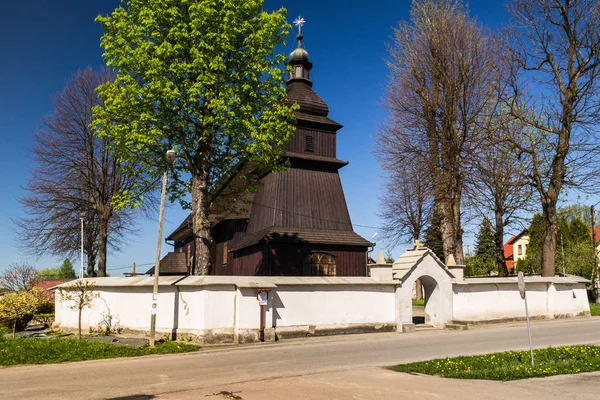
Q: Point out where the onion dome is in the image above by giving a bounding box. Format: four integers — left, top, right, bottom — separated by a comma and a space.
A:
289, 33, 309, 62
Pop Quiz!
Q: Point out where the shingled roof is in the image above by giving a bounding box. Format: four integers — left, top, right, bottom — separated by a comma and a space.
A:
146, 252, 188, 275
230, 226, 374, 252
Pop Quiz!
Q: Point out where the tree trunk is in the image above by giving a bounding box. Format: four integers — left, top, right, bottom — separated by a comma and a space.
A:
415, 279, 423, 301
12, 321, 16, 339
494, 211, 508, 277
86, 251, 97, 277
191, 171, 212, 275
541, 204, 558, 277
78, 307, 82, 339
97, 216, 109, 277
85, 220, 97, 277
439, 200, 464, 265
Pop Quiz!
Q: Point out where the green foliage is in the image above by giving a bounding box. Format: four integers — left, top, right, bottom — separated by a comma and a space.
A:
465, 218, 496, 276
474, 218, 496, 257
0, 288, 53, 337
423, 209, 445, 261
519, 208, 595, 278
558, 204, 599, 228
93, 0, 298, 210
33, 313, 55, 328
38, 259, 77, 280
393, 345, 600, 380
590, 303, 600, 316
0, 337, 198, 365
518, 213, 543, 274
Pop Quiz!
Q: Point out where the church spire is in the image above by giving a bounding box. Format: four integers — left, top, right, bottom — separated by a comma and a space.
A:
288, 16, 312, 84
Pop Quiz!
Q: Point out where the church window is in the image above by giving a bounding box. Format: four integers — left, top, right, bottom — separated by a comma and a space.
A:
303, 253, 336, 276
305, 135, 314, 152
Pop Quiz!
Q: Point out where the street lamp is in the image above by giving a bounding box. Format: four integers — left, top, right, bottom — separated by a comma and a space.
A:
149, 150, 176, 347
79, 211, 86, 279
591, 201, 600, 304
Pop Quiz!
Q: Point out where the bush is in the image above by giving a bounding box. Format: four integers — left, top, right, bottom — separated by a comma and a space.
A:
33, 313, 55, 328
0, 288, 53, 337
0, 325, 10, 335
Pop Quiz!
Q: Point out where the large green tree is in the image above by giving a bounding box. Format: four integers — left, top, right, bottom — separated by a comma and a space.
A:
94, 0, 297, 274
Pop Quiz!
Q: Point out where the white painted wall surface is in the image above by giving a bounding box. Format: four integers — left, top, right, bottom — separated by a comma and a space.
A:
271, 285, 395, 327
54, 278, 397, 335
452, 281, 590, 321
547, 284, 589, 317
56, 286, 177, 332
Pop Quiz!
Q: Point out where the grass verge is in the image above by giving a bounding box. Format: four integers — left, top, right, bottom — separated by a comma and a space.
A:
0, 337, 199, 366
590, 303, 600, 316
412, 299, 424, 307
392, 345, 600, 381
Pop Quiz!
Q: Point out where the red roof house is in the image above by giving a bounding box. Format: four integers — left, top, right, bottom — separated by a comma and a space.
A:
35, 279, 76, 299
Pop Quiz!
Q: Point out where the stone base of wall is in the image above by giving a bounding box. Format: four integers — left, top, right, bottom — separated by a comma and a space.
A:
55, 322, 396, 345
273, 322, 395, 340
449, 312, 590, 328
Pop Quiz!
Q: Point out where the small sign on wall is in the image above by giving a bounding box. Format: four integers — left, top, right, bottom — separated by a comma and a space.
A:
257, 290, 268, 306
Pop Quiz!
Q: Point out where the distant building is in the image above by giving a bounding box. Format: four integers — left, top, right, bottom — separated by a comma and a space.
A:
35, 279, 76, 299
503, 229, 529, 270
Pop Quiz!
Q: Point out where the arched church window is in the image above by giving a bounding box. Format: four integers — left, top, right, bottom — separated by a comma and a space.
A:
303, 253, 336, 276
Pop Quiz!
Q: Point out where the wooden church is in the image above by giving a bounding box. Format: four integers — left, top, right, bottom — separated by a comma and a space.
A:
149, 27, 372, 277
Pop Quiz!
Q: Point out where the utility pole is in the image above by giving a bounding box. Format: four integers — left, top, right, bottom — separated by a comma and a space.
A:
149, 150, 176, 347
592, 205, 600, 304
79, 211, 86, 279
560, 233, 565, 275
132, 262, 136, 277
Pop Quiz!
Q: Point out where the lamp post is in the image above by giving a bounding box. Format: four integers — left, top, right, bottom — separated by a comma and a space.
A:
79, 211, 86, 279
149, 150, 176, 347
591, 202, 600, 304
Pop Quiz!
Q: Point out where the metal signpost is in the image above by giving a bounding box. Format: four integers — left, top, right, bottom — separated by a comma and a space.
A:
257, 289, 269, 342
518, 272, 535, 368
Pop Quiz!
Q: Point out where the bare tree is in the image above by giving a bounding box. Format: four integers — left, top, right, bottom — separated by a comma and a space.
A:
16, 67, 156, 277
378, 161, 434, 247
466, 111, 535, 276
505, 0, 600, 276
0, 263, 39, 292
377, 0, 498, 264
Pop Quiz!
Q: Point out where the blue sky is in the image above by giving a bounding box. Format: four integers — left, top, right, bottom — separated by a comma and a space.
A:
0, 0, 512, 275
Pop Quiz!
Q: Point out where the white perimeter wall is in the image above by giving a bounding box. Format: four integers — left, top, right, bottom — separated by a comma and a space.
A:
54, 267, 591, 338
452, 281, 590, 321
55, 278, 396, 336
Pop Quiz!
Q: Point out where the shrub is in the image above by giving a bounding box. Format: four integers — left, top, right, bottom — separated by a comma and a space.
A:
0, 288, 53, 337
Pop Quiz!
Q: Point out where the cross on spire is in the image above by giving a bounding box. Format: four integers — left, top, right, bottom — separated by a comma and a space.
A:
293, 16, 306, 34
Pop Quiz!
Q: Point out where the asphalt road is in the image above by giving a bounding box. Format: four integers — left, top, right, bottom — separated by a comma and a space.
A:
2, 317, 600, 400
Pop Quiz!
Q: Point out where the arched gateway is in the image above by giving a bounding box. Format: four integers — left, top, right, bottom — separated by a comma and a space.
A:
392, 247, 460, 329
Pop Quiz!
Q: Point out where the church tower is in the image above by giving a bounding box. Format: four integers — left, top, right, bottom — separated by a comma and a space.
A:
228, 20, 373, 276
